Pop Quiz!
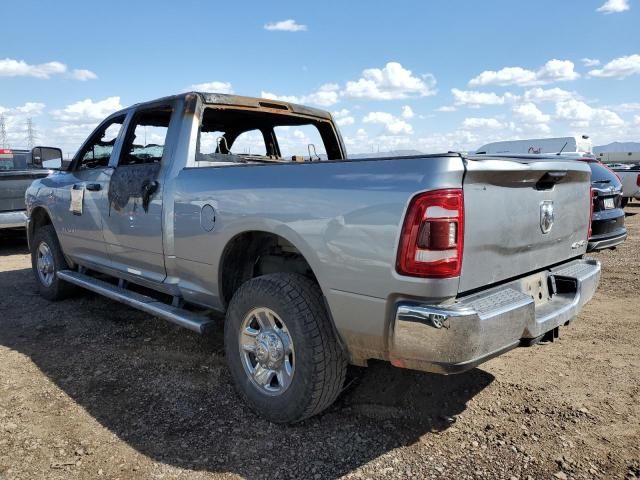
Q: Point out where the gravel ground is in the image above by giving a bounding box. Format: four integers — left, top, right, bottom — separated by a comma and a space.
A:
1, 207, 639, 480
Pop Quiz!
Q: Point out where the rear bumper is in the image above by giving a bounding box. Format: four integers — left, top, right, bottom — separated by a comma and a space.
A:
588, 229, 627, 251
389, 258, 601, 374
0, 210, 27, 230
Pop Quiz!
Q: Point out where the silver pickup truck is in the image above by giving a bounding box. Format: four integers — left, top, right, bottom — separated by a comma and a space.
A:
0, 148, 62, 230
25, 92, 600, 423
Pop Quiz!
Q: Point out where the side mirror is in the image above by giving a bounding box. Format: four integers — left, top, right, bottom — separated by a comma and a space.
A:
32, 146, 63, 170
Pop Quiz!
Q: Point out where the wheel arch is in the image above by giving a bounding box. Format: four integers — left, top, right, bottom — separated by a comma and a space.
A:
28, 206, 54, 246
218, 228, 324, 307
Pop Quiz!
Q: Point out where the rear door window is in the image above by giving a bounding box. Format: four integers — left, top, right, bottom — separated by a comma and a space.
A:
118, 107, 172, 166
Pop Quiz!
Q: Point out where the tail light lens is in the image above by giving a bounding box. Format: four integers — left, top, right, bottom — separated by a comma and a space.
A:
588, 186, 594, 239
396, 189, 464, 278
636, 174, 640, 187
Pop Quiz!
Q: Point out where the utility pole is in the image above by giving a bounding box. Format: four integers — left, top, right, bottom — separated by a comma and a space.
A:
0, 114, 8, 149
26, 118, 36, 149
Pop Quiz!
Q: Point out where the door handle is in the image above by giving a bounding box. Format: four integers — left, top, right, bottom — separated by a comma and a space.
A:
85, 183, 102, 191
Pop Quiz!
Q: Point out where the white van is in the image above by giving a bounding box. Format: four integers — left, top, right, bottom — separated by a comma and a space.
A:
476, 136, 593, 156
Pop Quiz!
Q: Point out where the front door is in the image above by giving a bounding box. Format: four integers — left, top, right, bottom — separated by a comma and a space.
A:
57, 115, 126, 267
102, 105, 173, 283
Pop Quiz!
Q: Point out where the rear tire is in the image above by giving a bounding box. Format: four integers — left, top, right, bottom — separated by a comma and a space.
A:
30, 225, 75, 301
224, 273, 347, 424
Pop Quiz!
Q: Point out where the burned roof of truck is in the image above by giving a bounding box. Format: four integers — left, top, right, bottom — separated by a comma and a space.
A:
119, 92, 333, 121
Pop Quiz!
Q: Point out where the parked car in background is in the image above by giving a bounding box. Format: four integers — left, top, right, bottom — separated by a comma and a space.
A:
25, 92, 600, 423
586, 159, 627, 250
612, 164, 640, 207
475, 139, 626, 252
0, 147, 62, 231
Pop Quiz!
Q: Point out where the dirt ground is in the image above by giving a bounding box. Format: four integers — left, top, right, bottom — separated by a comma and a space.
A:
1, 208, 639, 480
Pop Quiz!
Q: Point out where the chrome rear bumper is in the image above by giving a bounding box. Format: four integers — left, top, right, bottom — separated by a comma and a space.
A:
389, 258, 601, 374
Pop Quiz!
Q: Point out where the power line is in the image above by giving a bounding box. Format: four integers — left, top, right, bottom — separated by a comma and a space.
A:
26, 118, 37, 149
0, 114, 8, 149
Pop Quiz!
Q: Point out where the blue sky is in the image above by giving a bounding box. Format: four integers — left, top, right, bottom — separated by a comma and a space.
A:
1, 0, 639, 156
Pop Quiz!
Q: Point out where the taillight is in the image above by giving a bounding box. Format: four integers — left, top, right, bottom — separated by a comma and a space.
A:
588, 186, 594, 239
396, 189, 464, 278
636, 174, 640, 187
0, 149, 12, 154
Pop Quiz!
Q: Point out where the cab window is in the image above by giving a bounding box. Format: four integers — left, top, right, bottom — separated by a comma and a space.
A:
77, 116, 125, 169
118, 107, 172, 166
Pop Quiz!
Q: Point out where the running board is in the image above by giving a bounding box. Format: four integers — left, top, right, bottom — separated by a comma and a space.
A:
57, 270, 213, 334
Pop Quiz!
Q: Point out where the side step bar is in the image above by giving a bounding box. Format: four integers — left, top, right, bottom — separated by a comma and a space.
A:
57, 270, 214, 334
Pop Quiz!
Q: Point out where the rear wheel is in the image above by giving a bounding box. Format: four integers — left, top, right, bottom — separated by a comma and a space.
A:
30, 225, 75, 301
224, 273, 347, 423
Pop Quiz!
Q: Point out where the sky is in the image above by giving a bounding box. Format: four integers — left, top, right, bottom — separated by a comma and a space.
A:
1, 0, 639, 157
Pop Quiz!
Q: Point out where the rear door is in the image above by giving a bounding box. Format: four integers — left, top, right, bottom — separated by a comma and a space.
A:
101, 104, 175, 283
459, 156, 592, 292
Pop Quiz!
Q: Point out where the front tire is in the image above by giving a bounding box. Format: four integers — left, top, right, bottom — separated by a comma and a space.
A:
224, 273, 347, 424
30, 225, 75, 301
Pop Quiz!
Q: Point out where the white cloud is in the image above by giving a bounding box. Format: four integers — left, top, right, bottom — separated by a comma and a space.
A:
512, 102, 551, 124
261, 83, 340, 107
0, 102, 46, 118
264, 19, 307, 32
190, 81, 234, 94
436, 105, 457, 112
555, 99, 624, 128
303, 83, 340, 106
451, 88, 514, 107
634, 115, 640, 126
332, 109, 355, 126
0, 58, 95, 80
523, 87, 577, 103
52, 97, 123, 123
343, 62, 437, 100
71, 69, 97, 81
363, 111, 413, 135
596, 0, 630, 13
461, 117, 506, 130
0, 58, 66, 79
469, 67, 536, 87
581, 58, 601, 67
261, 91, 300, 103
589, 54, 640, 78
537, 59, 580, 83
401, 105, 415, 119
612, 102, 640, 112
469, 59, 579, 87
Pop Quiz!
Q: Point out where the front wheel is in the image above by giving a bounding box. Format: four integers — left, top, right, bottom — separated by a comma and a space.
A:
224, 273, 347, 424
30, 225, 75, 301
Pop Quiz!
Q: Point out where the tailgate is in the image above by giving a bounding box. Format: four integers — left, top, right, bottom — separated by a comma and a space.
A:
459, 156, 591, 292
